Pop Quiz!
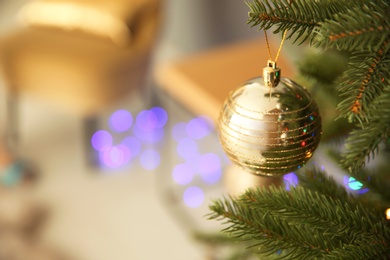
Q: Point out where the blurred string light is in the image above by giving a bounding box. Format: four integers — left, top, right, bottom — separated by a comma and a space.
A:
343, 176, 369, 194
91, 130, 113, 151
186, 116, 213, 140
109, 109, 133, 133
171, 116, 302, 208
183, 186, 205, 208
176, 138, 198, 160
172, 164, 195, 185
91, 107, 167, 169
171, 116, 225, 208
121, 136, 141, 158
284, 172, 299, 191
140, 149, 161, 171
199, 153, 222, 184
91, 111, 338, 209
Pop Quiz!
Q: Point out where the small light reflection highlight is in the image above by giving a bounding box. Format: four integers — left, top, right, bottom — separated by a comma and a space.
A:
172, 164, 194, 185
183, 186, 204, 208
109, 109, 133, 133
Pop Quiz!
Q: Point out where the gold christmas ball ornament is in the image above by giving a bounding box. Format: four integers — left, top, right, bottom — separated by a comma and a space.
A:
218, 61, 322, 176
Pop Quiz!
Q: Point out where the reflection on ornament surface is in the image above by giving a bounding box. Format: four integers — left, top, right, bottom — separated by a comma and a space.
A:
218, 77, 322, 176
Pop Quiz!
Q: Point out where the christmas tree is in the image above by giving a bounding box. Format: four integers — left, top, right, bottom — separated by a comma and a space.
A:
207, 0, 390, 259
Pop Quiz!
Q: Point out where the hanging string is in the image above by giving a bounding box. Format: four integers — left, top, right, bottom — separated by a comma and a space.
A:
263, 29, 288, 63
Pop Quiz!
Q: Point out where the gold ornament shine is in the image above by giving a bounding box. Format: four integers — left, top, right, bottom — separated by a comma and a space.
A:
218, 67, 322, 176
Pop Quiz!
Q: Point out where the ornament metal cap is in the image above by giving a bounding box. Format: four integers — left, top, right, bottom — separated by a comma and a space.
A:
263, 60, 281, 88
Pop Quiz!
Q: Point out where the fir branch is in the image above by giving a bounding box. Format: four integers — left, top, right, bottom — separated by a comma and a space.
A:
297, 168, 350, 201
337, 39, 390, 123
209, 186, 390, 259
325, 147, 390, 213
246, 0, 363, 44
327, 239, 390, 259
314, 1, 390, 51
209, 193, 330, 259
340, 91, 390, 172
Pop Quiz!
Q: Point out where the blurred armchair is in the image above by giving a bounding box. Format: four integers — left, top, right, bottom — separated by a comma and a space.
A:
0, 0, 161, 115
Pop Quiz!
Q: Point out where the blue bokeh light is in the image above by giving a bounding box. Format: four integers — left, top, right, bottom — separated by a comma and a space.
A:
109, 109, 133, 133
172, 163, 195, 185
183, 186, 204, 208
91, 130, 113, 151
150, 107, 168, 128
140, 149, 161, 170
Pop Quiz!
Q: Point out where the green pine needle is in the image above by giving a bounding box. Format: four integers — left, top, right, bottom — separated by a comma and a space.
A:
246, 0, 364, 44
341, 91, 390, 172
336, 41, 390, 124
314, 1, 390, 51
209, 183, 390, 259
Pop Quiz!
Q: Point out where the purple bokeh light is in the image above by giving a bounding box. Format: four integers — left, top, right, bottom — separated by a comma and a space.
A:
177, 138, 198, 160
199, 153, 222, 184
121, 136, 141, 158
109, 109, 133, 132
100, 145, 131, 168
172, 163, 195, 185
186, 116, 213, 140
140, 149, 161, 170
136, 110, 158, 131
133, 125, 164, 143
172, 122, 187, 142
91, 130, 113, 151
183, 186, 204, 208
284, 173, 299, 191
185, 152, 201, 173
150, 107, 168, 128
